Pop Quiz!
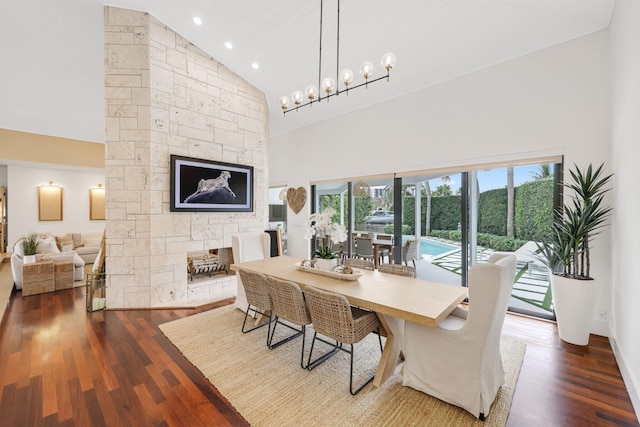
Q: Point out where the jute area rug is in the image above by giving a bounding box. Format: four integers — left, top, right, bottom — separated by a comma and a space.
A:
159, 305, 525, 427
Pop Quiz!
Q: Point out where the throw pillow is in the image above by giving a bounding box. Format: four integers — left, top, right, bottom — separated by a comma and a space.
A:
61, 244, 74, 252
55, 235, 74, 250
39, 237, 61, 254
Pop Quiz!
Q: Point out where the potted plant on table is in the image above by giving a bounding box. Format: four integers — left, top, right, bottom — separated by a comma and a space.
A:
536, 163, 613, 345
303, 207, 348, 270
21, 233, 41, 264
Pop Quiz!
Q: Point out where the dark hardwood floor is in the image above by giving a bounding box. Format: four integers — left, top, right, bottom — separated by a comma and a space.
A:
0, 264, 637, 426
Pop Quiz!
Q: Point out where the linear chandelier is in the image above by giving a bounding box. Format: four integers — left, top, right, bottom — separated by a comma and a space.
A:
279, 0, 396, 115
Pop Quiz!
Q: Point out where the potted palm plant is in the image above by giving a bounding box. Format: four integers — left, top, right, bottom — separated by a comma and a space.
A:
537, 163, 612, 345
21, 233, 41, 264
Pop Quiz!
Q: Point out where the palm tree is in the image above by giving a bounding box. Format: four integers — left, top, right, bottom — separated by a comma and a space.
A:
424, 181, 431, 236
530, 164, 552, 180
507, 167, 514, 238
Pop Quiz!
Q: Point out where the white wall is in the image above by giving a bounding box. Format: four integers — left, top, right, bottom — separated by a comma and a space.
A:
610, 0, 640, 417
0, 0, 105, 143
271, 31, 613, 329
6, 164, 105, 249
0, 166, 7, 187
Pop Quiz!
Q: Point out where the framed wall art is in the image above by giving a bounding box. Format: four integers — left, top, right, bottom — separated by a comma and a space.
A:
38, 183, 63, 221
170, 155, 254, 212
89, 185, 106, 220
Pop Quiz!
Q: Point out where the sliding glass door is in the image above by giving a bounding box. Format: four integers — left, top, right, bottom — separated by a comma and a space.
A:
469, 164, 557, 318
310, 159, 560, 319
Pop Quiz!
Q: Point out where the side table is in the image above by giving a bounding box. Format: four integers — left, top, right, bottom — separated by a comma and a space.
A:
54, 260, 74, 290
22, 260, 55, 296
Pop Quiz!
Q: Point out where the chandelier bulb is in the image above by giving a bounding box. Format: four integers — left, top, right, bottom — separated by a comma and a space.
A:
279, 95, 290, 111
359, 62, 374, 80
322, 77, 336, 99
380, 52, 397, 71
292, 90, 304, 106
305, 84, 318, 102
339, 69, 353, 95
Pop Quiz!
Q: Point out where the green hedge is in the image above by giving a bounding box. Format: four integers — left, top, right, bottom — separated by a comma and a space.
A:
514, 179, 554, 242
478, 188, 507, 235
430, 230, 527, 252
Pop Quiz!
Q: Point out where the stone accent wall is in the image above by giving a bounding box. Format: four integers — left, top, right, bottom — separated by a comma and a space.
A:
104, 7, 268, 308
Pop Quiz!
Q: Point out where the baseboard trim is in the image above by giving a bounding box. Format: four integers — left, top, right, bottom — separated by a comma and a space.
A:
610, 335, 640, 424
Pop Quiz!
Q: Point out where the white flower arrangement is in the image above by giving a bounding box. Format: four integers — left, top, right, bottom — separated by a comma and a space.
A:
303, 207, 348, 259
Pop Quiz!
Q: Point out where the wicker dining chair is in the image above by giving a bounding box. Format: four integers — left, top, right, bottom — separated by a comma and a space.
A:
266, 276, 313, 368
378, 263, 417, 278
345, 258, 375, 271
303, 285, 383, 395
238, 269, 273, 345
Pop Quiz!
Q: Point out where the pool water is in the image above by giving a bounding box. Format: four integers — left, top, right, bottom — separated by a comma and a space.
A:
420, 238, 457, 256
401, 237, 457, 257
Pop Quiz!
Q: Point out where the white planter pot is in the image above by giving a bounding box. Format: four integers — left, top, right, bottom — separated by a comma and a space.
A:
314, 258, 338, 271
551, 274, 597, 346
23, 255, 37, 264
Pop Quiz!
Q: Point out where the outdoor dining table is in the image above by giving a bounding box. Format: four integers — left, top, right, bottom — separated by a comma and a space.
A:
231, 255, 468, 388
372, 238, 394, 268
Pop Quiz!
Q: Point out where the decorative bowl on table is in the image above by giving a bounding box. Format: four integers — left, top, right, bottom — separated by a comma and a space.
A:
295, 261, 363, 281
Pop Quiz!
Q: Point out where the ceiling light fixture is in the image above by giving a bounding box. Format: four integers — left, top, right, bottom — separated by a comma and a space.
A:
279, 0, 396, 114
252, 62, 260, 70
192, 16, 202, 26
224, 41, 233, 50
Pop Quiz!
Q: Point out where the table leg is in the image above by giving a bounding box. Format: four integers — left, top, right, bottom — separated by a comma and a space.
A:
373, 313, 404, 388
374, 245, 380, 269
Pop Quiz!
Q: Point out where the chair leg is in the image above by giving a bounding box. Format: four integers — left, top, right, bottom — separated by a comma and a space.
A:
307, 331, 340, 371
268, 316, 304, 350
242, 305, 272, 345
349, 343, 376, 395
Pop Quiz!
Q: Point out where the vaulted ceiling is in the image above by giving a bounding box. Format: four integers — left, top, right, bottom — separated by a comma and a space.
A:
105, 0, 615, 137
0, 0, 616, 143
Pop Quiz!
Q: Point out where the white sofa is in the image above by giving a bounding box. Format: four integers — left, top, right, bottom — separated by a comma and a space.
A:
69, 231, 104, 264
10, 236, 85, 290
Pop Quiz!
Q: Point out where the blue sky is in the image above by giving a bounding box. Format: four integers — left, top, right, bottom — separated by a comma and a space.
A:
431, 164, 553, 192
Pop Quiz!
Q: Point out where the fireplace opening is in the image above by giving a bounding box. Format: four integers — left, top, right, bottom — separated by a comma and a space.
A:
187, 247, 234, 281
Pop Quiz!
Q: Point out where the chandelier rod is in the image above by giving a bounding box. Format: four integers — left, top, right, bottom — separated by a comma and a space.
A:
336, 0, 340, 97
318, 0, 323, 102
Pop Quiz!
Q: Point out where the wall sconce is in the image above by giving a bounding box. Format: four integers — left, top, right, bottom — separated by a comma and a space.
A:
38, 181, 63, 221
89, 183, 106, 220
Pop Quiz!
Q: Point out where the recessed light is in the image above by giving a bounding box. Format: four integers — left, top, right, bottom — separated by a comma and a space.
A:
251, 62, 260, 70
224, 41, 233, 50
193, 16, 202, 26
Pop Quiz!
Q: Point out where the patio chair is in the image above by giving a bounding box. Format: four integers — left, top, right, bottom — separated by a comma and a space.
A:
376, 234, 393, 264
401, 239, 419, 268
513, 241, 546, 275
355, 237, 375, 262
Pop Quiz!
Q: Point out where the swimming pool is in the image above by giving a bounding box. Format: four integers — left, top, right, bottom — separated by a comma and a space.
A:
420, 238, 457, 256
401, 237, 457, 257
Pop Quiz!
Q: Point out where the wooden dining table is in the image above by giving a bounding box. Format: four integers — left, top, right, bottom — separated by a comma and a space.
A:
231, 255, 468, 388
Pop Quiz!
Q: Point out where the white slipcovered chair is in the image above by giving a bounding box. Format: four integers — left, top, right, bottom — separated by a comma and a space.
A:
231, 232, 271, 312
402, 253, 516, 420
